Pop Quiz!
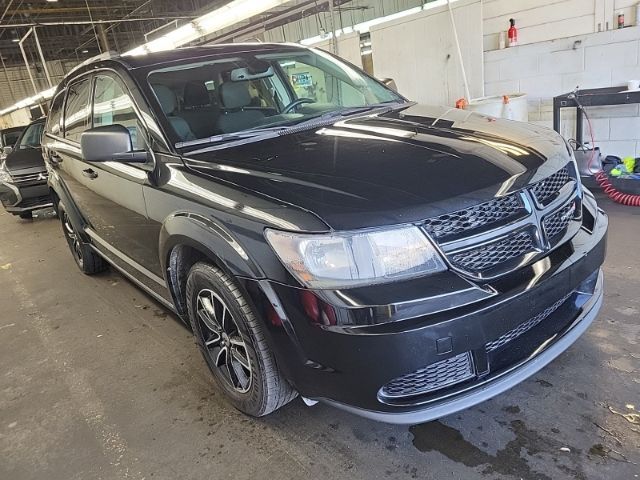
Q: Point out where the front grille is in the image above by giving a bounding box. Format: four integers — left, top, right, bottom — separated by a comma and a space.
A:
379, 352, 474, 400
423, 193, 524, 242
485, 293, 573, 352
543, 201, 576, 240
422, 163, 577, 277
11, 171, 47, 185
531, 166, 571, 206
449, 230, 536, 273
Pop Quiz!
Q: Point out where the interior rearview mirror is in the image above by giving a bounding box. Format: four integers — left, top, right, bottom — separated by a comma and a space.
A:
230, 65, 274, 82
80, 125, 148, 163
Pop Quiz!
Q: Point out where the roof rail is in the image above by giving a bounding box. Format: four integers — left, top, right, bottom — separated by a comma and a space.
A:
67, 50, 120, 76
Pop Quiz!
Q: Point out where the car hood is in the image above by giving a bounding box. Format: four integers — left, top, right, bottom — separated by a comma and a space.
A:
184, 104, 571, 230
2, 147, 45, 172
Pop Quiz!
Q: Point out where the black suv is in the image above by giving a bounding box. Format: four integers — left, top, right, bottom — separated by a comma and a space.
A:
0, 118, 52, 219
42, 44, 607, 423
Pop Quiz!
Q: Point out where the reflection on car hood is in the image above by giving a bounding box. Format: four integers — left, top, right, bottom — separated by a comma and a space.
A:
3, 147, 45, 172
184, 104, 571, 230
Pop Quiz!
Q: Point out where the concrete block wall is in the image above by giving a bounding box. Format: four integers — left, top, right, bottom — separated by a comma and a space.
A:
485, 26, 640, 158
483, 0, 597, 52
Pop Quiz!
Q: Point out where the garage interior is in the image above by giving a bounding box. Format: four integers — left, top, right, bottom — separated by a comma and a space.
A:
0, 1, 639, 479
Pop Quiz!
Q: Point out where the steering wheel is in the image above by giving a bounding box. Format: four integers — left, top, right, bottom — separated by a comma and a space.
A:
282, 98, 315, 114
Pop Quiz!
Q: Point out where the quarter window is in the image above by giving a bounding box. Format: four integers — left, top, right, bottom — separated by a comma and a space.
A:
64, 77, 92, 142
93, 75, 144, 149
46, 91, 64, 136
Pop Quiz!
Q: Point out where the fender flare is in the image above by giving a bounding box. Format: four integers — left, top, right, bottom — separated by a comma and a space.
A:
159, 212, 264, 279
48, 176, 90, 242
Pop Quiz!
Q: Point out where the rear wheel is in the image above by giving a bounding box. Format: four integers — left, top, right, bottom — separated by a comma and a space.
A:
186, 262, 296, 416
59, 202, 107, 275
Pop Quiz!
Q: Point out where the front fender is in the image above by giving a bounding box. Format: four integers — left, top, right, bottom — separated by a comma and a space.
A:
159, 212, 264, 279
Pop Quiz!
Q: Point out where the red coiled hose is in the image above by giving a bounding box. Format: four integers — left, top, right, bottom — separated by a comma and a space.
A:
582, 107, 640, 206
594, 170, 640, 206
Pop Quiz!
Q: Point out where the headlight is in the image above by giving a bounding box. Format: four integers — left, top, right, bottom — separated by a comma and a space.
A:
265, 226, 446, 289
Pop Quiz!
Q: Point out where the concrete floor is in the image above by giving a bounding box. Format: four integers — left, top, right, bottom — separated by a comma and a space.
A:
0, 193, 638, 480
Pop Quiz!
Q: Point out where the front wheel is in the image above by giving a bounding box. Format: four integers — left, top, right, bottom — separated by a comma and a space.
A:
58, 202, 107, 275
186, 262, 297, 416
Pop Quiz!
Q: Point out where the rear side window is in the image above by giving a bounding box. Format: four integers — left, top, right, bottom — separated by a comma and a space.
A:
93, 75, 144, 149
46, 91, 64, 136
64, 77, 92, 142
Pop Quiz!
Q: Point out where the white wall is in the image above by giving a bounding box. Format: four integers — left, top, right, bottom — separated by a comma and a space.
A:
483, 0, 597, 51
314, 32, 363, 67
370, 0, 483, 106
483, 0, 640, 52
485, 25, 640, 157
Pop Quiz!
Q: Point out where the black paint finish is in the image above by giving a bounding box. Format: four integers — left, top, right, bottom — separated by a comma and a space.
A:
41, 45, 607, 421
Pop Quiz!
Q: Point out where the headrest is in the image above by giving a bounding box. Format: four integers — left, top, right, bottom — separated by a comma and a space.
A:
219, 82, 252, 110
184, 82, 211, 108
154, 85, 177, 115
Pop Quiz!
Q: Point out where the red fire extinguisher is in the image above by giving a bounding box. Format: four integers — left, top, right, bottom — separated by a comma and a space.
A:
508, 18, 518, 47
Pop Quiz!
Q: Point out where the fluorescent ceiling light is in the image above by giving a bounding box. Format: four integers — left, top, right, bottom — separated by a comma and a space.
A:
2, 0, 294, 116
124, 0, 292, 56
300, 0, 460, 45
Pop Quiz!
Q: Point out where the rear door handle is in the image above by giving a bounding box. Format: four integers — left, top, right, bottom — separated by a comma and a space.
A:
82, 168, 98, 180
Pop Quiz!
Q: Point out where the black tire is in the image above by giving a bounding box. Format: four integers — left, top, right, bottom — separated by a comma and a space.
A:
18, 211, 32, 219
186, 262, 297, 417
58, 202, 108, 275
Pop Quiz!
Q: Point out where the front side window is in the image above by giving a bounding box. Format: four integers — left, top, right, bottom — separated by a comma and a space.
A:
93, 75, 145, 149
17, 122, 44, 149
64, 77, 92, 142
2, 130, 22, 147
148, 47, 403, 146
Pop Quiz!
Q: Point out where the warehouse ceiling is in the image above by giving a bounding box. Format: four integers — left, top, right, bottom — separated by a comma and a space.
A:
0, 0, 222, 66
0, 0, 424, 111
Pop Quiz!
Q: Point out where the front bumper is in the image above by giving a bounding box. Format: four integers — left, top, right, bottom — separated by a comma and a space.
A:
246, 195, 607, 423
0, 180, 52, 213
322, 270, 603, 423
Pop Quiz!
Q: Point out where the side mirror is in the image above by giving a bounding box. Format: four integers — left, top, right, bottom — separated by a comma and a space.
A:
2, 146, 13, 155
380, 78, 398, 92
80, 125, 148, 163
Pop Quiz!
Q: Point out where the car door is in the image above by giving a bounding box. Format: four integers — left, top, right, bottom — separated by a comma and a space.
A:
54, 71, 163, 280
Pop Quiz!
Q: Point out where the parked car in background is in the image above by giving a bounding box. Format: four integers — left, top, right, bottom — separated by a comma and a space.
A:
43, 44, 606, 423
0, 126, 26, 160
0, 118, 52, 219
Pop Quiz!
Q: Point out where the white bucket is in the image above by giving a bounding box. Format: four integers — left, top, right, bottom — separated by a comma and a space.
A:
465, 93, 528, 122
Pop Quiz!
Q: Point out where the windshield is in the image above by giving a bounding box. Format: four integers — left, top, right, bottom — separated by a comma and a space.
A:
17, 122, 44, 150
148, 47, 403, 148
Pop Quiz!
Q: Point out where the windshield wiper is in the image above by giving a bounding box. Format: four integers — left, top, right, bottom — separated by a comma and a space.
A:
179, 102, 409, 153
176, 125, 289, 150
286, 103, 402, 131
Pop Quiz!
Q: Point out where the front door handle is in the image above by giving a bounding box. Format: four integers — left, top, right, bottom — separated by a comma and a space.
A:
82, 168, 98, 180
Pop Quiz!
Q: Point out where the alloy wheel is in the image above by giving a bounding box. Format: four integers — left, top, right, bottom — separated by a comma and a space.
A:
63, 212, 83, 266
196, 289, 252, 393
